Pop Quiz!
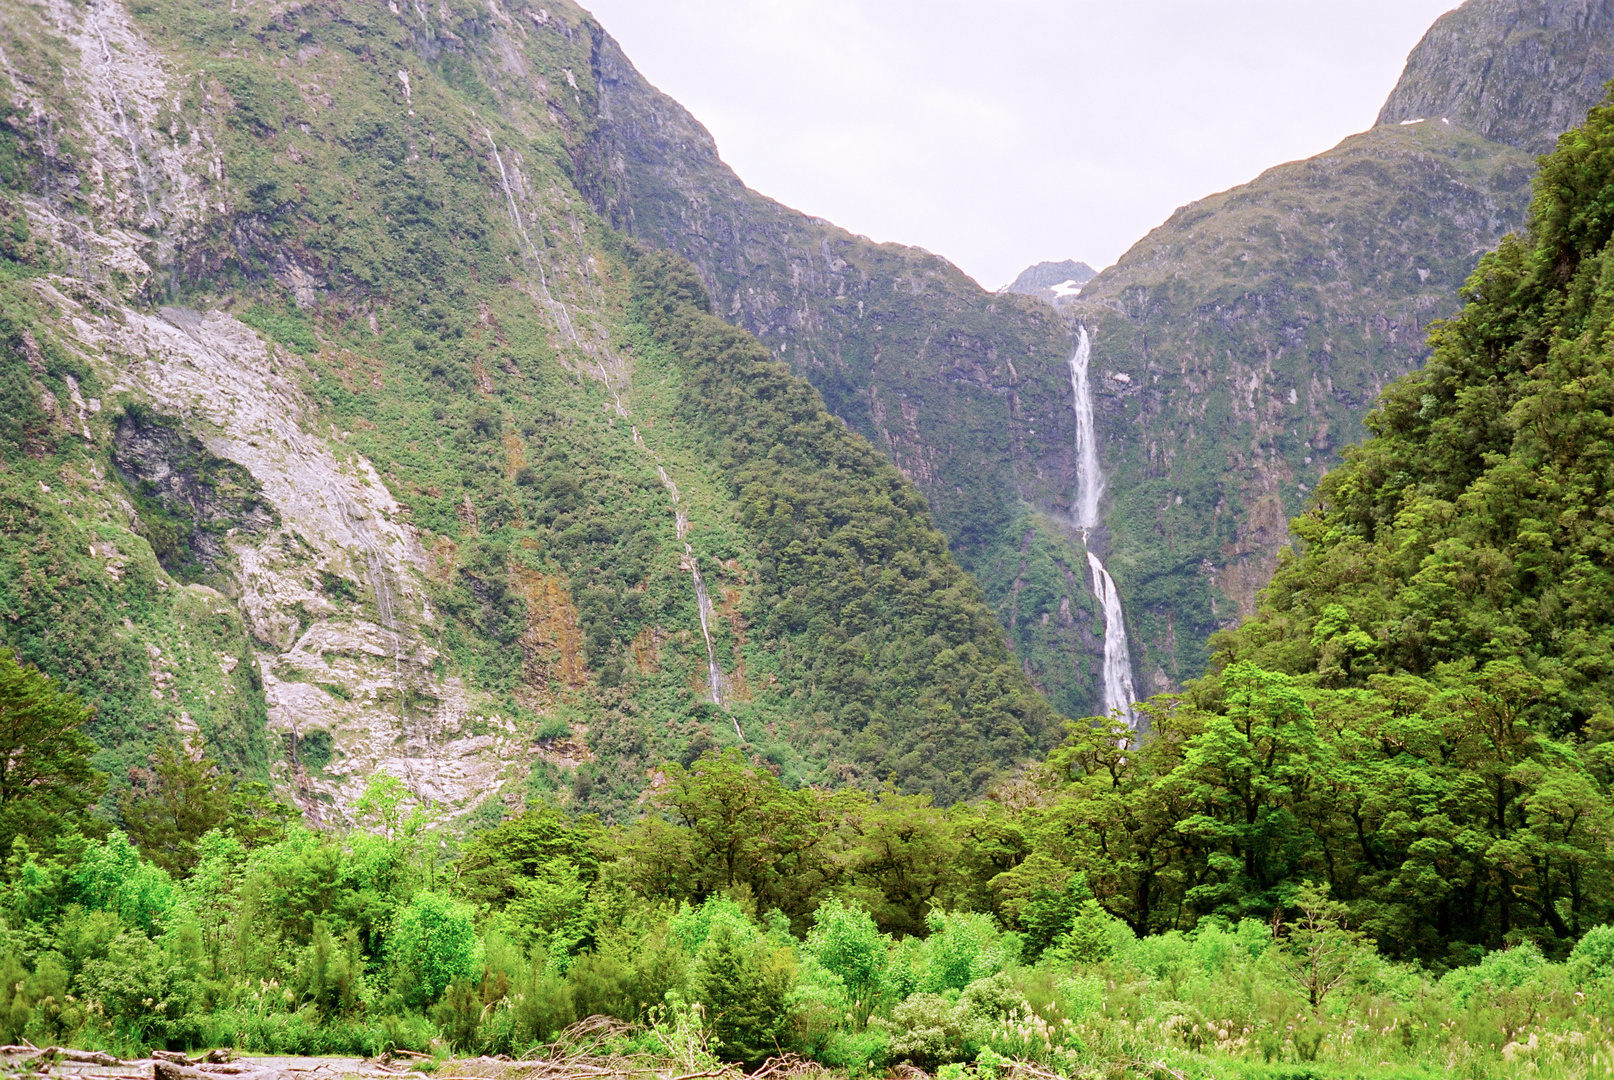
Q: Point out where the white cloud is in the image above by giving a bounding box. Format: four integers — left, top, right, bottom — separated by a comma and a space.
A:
580, 0, 1461, 288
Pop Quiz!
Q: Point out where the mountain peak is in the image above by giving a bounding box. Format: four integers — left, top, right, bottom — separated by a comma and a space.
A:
1003, 260, 1098, 303
1378, 0, 1614, 155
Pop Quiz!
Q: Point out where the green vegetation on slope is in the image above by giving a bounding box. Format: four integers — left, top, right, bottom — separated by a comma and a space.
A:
632, 251, 1058, 802
574, 22, 1106, 715
0, 0, 1062, 811
1069, 120, 1536, 689
0, 670, 1610, 1078
1221, 92, 1614, 722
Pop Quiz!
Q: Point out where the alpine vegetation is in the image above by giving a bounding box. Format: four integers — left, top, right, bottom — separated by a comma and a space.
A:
1, 0, 1613, 1077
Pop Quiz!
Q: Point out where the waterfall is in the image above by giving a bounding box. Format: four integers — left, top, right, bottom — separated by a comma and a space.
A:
486, 136, 579, 345
1071, 327, 1104, 531
1069, 326, 1138, 727
657, 467, 739, 737
1086, 553, 1138, 729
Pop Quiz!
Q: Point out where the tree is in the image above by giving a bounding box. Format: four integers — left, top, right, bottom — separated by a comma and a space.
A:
1171, 663, 1325, 919
692, 919, 792, 1066
455, 807, 601, 911
121, 745, 290, 874
801, 898, 887, 1029
1284, 882, 1371, 1013
0, 649, 105, 853
660, 750, 836, 921
389, 891, 482, 1009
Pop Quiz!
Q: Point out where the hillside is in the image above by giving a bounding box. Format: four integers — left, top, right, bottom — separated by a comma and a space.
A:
1378, 0, 1614, 155
570, 22, 1117, 719
0, 0, 1055, 819
1193, 79, 1614, 954
1065, 121, 1535, 690
1061, 0, 1614, 693
558, 0, 1614, 718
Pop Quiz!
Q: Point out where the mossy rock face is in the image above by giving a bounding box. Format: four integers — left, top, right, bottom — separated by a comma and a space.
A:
564, 1, 1614, 708
112, 405, 276, 584
0, 0, 1060, 819
1066, 120, 1538, 688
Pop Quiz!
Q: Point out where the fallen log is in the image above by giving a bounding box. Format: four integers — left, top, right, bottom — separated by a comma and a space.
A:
27, 1048, 126, 1068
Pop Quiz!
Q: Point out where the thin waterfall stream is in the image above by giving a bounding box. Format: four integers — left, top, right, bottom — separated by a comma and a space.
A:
1069, 326, 1139, 727
656, 465, 736, 735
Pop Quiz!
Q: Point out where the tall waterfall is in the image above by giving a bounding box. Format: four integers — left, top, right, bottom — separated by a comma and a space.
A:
1069, 326, 1138, 727
1071, 328, 1104, 532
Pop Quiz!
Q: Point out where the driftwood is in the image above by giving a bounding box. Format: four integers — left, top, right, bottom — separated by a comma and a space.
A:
10, 1048, 129, 1069
151, 1060, 295, 1080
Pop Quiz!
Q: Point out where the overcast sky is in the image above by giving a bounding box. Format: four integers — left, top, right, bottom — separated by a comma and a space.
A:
579, 0, 1461, 289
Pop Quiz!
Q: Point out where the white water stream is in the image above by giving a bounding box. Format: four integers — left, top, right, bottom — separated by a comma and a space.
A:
656, 465, 737, 735
1069, 327, 1138, 728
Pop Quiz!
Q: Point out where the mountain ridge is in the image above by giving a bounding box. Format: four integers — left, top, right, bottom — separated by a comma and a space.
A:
1058, 0, 1614, 692
0, 0, 1056, 820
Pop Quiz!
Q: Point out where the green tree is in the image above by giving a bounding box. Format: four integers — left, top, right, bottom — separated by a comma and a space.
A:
120, 746, 228, 874
692, 919, 792, 1066
389, 890, 482, 1009
1171, 663, 1325, 919
801, 898, 887, 1029
659, 750, 836, 921
1284, 882, 1371, 1013
0, 649, 105, 853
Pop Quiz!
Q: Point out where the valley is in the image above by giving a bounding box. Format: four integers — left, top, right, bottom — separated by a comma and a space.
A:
0, 0, 1612, 1075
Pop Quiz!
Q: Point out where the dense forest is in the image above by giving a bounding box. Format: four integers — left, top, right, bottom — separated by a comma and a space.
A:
4, 0, 1614, 1077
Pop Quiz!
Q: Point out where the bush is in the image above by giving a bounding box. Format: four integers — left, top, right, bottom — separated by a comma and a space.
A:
1569, 924, 1614, 980
692, 921, 794, 1067
389, 892, 483, 1010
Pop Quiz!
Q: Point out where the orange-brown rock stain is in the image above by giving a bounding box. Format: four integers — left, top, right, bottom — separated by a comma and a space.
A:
631, 626, 665, 673
503, 433, 527, 482
428, 536, 459, 584
516, 570, 588, 698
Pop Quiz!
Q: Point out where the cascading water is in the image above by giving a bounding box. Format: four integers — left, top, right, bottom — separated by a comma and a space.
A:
1069, 326, 1139, 727
657, 466, 738, 737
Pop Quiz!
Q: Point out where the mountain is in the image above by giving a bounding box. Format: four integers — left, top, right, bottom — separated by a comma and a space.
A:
1059, 0, 1614, 693
1378, 0, 1614, 155
560, 0, 1614, 717
0, 0, 1057, 820
1221, 87, 1614, 721
572, 23, 1121, 717
1004, 260, 1098, 303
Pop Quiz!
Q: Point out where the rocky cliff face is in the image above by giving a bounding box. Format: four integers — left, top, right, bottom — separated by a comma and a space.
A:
571, 25, 1117, 716
1066, 122, 1535, 687
1378, 0, 1614, 155
562, 0, 1614, 711
1050, 0, 1614, 690
0, 0, 1054, 821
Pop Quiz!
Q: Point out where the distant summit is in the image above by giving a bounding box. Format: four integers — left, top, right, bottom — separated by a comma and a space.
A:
1378, 0, 1614, 155
1004, 260, 1098, 304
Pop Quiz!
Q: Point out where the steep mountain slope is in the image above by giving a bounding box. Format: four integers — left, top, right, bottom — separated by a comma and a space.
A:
1220, 88, 1614, 719
556, 0, 1614, 718
1062, 0, 1614, 693
0, 0, 1054, 820
1378, 0, 1614, 155
1066, 122, 1534, 690
569, 23, 1118, 719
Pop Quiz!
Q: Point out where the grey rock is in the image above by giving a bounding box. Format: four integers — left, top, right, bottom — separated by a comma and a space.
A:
1004, 260, 1098, 302
1378, 0, 1614, 155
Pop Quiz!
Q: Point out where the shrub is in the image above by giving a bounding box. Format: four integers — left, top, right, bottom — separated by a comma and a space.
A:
692, 921, 794, 1067
389, 891, 482, 1010
801, 898, 888, 1028
1570, 924, 1614, 980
